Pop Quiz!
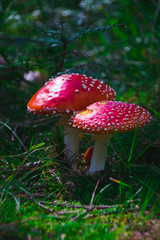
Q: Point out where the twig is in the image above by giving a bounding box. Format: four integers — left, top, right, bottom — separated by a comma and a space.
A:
39, 198, 141, 211
32, 200, 83, 216
85, 207, 140, 219
70, 211, 87, 221
40, 201, 119, 210
18, 161, 42, 173
18, 185, 86, 216
90, 178, 100, 206
18, 186, 141, 222
70, 204, 140, 221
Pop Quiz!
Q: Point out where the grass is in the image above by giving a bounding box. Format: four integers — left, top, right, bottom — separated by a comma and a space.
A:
0, 115, 160, 239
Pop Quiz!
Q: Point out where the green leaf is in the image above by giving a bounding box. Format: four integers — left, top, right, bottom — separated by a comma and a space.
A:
29, 142, 45, 151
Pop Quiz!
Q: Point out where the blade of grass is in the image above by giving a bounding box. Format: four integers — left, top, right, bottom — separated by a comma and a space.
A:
132, 137, 160, 165
127, 126, 138, 166
0, 121, 27, 151
112, 126, 127, 157
135, 178, 160, 198
132, 0, 160, 31
114, 150, 128, 168
29, 142, 45, 151
4, 190, 21, 212
131, 187, 143, 200
3, 147, 45, 185
93, 184, 111, 205
127, 110, 142, 168
110, 178, 131, 188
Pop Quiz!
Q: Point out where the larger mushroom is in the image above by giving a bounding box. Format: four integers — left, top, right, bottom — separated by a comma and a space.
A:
27, 74, 116, 168
69, 100, 152, 173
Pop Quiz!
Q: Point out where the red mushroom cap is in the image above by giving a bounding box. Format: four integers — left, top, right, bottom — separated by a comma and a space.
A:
69, 101, 152, 134
27, 74, 116, 115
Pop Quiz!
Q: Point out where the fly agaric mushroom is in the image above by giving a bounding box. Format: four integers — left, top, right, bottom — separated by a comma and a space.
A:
27, 74, 116, 169
69, 100, 152, 173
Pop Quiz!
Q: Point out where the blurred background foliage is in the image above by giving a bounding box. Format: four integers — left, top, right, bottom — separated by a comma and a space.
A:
0, 0, 159, 151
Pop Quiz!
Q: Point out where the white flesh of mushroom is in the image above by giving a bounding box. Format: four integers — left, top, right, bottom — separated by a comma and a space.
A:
59, 114, 79, 170
89, 134, 113, 173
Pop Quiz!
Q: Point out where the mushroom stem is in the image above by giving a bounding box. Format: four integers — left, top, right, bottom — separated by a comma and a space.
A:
89, 134, 112, 173
64, 123, 79, 159
59, 114, 79, 170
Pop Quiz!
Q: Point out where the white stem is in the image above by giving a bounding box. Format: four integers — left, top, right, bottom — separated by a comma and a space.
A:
63, 122, 79, 161
57, 114, 80, 171
89, 135, 112, 173
58, 115, 79, 163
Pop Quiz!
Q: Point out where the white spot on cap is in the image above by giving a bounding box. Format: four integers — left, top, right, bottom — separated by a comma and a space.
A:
82, 84, 87, 89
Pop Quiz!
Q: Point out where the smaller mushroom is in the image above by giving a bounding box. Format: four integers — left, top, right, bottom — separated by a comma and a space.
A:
69, 101, 152, 173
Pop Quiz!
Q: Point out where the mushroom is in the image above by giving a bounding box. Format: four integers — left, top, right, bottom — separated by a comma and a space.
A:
69, 100, 152, 173
27, 74, 116, 169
